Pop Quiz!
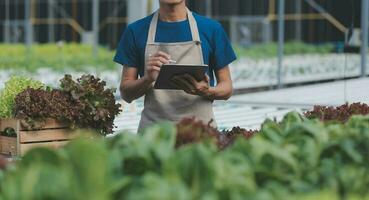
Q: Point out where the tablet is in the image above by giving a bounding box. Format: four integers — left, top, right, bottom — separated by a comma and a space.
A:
154, 64, 208, 90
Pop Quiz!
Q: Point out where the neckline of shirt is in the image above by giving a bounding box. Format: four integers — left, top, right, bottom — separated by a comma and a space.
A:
158, 18, 189, 24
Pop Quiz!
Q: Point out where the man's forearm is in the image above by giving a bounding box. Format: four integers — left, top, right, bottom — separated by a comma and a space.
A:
120, 77, 153, 103
207, 82, 233, 101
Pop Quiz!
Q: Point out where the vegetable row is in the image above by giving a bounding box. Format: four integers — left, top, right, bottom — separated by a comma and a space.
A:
1, 104, 369, 199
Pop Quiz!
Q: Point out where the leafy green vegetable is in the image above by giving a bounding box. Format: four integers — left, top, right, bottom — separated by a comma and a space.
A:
0, 43, 116, 72
9, 74, 120, 135
221, 126, 258, 148
234, 41, 333, 59
0, 139, 111, 200
1, 111, 369, 199
0, 156, 8, 170
175, 117, 219, 148
0, 76, 44, 118
14, 88, 80, 129
60, 74, 121, 135
0, 43, 333, 73
305, 103, 369, 123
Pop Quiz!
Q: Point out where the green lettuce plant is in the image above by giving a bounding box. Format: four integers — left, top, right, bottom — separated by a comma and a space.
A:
0, 76, 44, 118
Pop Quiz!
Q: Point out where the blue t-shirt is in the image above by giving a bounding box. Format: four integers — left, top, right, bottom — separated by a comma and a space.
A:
113, 12, 236, 86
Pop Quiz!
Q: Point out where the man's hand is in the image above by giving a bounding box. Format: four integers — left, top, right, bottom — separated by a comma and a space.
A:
171, 74, 214, 98
144, 51, 171, 83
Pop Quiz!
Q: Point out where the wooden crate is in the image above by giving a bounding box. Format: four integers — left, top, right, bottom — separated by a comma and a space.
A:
0, 118, 76, 156
0, 136, 17, 156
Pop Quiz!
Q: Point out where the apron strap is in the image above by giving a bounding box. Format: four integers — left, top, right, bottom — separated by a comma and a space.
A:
147, 11, 159, 44
147, 8, 201, 44
187, 8, 201, 43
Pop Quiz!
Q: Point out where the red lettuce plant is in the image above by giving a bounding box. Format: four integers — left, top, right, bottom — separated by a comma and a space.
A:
14, 88, 80, 129
13, 74, 121, 135
175, 117, 219, 148
176, 118, 257, 149
60, 74, 121, 135
304, 103, 369, 123
220, 127, 258, 148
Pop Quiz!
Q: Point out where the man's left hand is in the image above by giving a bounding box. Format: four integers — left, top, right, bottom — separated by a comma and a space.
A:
171, 74, 213, 98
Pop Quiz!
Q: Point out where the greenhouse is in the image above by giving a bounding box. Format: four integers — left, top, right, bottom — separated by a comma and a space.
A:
0, 0, 369, 199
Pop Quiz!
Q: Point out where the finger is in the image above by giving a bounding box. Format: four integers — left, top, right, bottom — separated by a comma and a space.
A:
183, 74, 198, 85
148, 66, 161, 72
154, 51, 171, 60
171, 79, 187, 91
172, 78, 191, 92
174, 77, 196, 92
172, 75, 186, 81
182, 75, 201, 92
184, 73, 209, 84
148, 60, 164, 68
174, 80, 194, 94
172, 75, 180, 80
149, 56, 169, 65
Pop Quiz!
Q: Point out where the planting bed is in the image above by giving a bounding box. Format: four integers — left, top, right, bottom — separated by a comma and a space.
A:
1, 54, 363, 91
231, 53, 364, 89
0, 43, 365, 92
0, 103, 369, 199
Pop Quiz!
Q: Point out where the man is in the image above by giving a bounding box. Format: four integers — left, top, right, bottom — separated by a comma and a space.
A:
114, 0, 236, 133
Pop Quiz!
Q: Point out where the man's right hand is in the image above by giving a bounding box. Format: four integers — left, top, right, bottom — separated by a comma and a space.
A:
144, 51, 171, 83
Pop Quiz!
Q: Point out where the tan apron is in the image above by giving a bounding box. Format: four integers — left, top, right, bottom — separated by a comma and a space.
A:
138, 9, 216, 133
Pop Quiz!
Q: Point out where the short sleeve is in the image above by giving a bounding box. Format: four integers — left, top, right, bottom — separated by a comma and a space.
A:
113, 26, 139, 68
211, 23, 237, 70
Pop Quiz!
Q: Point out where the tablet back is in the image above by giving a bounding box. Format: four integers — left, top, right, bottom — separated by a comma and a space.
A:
154, 64, 207, 90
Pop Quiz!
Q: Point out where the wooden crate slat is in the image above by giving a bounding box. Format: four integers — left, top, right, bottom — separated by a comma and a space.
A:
0, 118, 76, 157
0, 119, 19, 131
19, 129, 76, 143
19, 141, 69, 155
1, 118, 67, 131
0, 136, 17, 156
19, 118, 68, 131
